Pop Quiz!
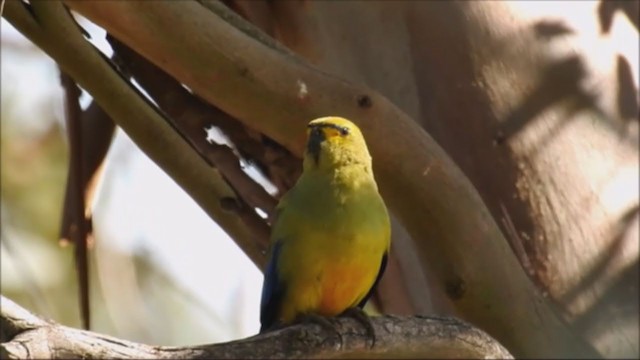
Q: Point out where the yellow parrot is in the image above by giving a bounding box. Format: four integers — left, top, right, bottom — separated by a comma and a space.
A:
260, 116, 391, 333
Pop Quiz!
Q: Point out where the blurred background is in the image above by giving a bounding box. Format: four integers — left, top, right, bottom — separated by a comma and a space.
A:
1, 17, 263, 345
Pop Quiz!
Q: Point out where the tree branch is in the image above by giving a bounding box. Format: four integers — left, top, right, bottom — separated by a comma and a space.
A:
58, 101, 115, 249
0, 295, 512, 359
59, 71, 91, 330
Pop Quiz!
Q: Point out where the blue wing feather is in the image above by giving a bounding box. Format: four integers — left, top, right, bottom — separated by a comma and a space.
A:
259, 241, 285, 333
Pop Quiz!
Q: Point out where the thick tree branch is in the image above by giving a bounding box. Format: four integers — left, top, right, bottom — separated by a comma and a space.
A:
0, 296, 512, 359
56, 1, 599, 357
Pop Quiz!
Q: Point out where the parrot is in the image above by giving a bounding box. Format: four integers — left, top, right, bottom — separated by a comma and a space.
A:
259, 116, 391, 334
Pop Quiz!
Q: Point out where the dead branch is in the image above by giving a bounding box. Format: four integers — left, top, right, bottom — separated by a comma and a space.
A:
58, 101, 115, 249
59, 71, 91, 330
0, 295, 512, 359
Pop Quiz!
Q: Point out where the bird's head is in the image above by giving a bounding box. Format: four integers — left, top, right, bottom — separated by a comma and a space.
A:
304, 117, 372, 171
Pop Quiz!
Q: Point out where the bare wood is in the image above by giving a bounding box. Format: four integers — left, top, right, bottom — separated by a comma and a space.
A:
0, 296, 512, 359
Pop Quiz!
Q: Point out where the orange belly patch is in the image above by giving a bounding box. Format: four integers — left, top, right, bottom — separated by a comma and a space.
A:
280, 264, 378, 323
316, 263, 374, 316
277, 249, 382, 324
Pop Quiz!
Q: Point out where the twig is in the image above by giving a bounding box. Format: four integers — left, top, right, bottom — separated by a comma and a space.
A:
59, 71, 91, 330
58, 102, 115, 247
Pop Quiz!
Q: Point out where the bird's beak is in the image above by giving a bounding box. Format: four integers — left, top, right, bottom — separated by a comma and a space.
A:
307, 126, 325, 165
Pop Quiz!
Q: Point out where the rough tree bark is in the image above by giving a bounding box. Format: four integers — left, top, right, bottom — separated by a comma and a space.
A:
0, 296, 512, 359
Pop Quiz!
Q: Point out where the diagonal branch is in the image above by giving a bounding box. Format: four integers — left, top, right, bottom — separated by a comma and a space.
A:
0, 295, 512, 359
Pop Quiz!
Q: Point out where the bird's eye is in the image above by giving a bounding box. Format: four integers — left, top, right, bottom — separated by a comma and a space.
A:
339, 127, 349, 136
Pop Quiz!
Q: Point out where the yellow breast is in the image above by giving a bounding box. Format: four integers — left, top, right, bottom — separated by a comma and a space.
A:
277, 232, 383, 323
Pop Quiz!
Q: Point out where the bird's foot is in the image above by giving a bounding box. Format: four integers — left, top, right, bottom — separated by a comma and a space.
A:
296, 313, 343, 345
339, 307, 376, 348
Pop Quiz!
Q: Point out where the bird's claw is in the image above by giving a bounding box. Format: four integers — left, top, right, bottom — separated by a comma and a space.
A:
297, 313, 343, 346
340, 307, 376, 349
